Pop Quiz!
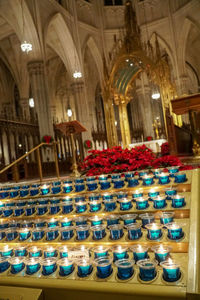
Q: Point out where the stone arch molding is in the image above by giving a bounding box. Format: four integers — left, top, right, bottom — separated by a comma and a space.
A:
46, 13, 82, 78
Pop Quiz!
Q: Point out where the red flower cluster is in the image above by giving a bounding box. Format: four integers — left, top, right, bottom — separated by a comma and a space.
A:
161, 142, 170, 156
81, 145, 182, 176
146, 136, 153, 141
42, 135, 53, 144
84, 140, 92, 150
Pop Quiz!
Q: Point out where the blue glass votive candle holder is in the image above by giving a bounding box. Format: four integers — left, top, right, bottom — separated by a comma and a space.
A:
86, 176, 96, 182
5, 201, 15, 207
0, 191, 9, 199
9, 190, 19, 198
38, 198, 49, 205
102, 193, 113, 201
6, 229, 18, 241
89, 216, 103, 227
58, 258, 74, 276
14, 206, 24, 217
63, 184, 73, 194
59, 246, 69, 258
61, 196, 73, 203
47, 218, 59, 228
121, 214, 137, 226
140, 213, 155, 228
172, 195, 186, 208
40, 184, 50, 195
119, 198, 132, 211
17, 200, 27, 207
135, 197, 149, 210
165, 188, 177, 200
112, 246, 128, 261
61, 201, 73, 214
153, 196, 167, 209
42, 258, 57, 276
61, 217, 73, 227
19, 189, 29, 198
111, 173, 121, 181
124, 172, 134, 180
117, 191, 128, 200
20, 220, 32, 228
25, 205, 35, 216
106, 214, 120, 227
75, 178, 84, 184
160, 212, 174, 225
95, 257, 113, 279
146, 223, 163, 240
2, 206, 14, 217
18, 228, 31, 241
0, 257, 10, 273
74, 196, 86, 203
44, 247, 57, 258
76, 225, 90, 240
88, 193, 101, 201
130, 245, 148, 262
49, 198, 60, 205
139, 170, 149, 178
34, 219, 46, 228
63, 178, 73, 184
0, 246, 13, 257
48, 204, 60, 215
98, 175, 109, 182
89, 200, 102, 212
15, 246, 27, 257
9, 257, 25, 274
0, 229, 5, 240
132, 190, 143, 200
32, 228, 45, 241
152, 245, 171, 264
174, 172, 187, 183
137, 259, 158, 281
60, 226, 74, 241
91, 225, 106, 240
0, 220, 9, 230
45, 227, 59, 241
75, 183, 85, 193
30, 188, 39, 197
77, 258, 93, 277
109, 224, 123, 240
104, 200, 116, 212
100, 180, 111, 190
75, 216, 87, 226
128, 177, 139, 187
166, 223, 183, 240
0, 201, 5, 208
115, 259, 134, 280
126, 223, 142, 240
87, 181, 98, 191
76, 201, 87, 213
161, 259, 181, 282
168, 166, 179, 176
93, 246, 109, 259
152, 168, 162, 178
158, 173, 170, 185
148, 189, 160, 200
142, 174, 154, 186
28, 246, 42, 258
51, 185, 61, 194
37, 205, 48, 216
25, 258, 41, 275
113, 178, 124, 189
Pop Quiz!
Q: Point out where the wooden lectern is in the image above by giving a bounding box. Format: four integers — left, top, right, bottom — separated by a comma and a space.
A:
56, 121, 87, 177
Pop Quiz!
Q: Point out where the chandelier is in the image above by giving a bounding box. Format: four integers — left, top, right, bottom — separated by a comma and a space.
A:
21, 41, 32, 53
73, 71, 82, 79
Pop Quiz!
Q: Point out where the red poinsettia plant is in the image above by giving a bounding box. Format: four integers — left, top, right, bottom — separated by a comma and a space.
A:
81, 145, 182, 176
84, 140, 92, 150
161, 142, 170, 156
146, 136, 153, 141
42, 135, 54, 144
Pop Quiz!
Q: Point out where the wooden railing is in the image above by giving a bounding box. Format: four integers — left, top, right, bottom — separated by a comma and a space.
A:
0, 142, 60, 183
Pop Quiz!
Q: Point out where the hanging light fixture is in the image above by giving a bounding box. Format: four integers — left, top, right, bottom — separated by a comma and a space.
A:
152, 92, 160, 99
73, 71, 82, 79
29, 98, 34, 107
20, 0, 32, 53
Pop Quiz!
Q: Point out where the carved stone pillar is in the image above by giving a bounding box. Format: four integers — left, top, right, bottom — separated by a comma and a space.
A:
19, 98, 30, 121
118, 103, 131, 148
103, 99, 118, 148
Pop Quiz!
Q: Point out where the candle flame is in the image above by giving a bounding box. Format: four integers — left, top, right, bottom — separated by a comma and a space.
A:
167, 258, 173, 265
151, 223, 158, 230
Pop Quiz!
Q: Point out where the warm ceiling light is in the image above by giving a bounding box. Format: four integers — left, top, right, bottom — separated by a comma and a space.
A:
152, 92, 160, 99
73, 71, 82, 79
21, 41, 32, 53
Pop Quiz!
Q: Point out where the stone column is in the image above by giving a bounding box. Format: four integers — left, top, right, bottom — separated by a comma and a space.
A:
19, 98, 30, 121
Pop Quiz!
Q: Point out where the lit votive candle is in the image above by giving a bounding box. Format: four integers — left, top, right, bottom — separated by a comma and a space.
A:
112, 246, 128, 261
174, 172, 187, 183
5, 229, 18, 241
9, 257, 25, 274
140, 213, 155, 228
172, 195, 186, 208
115, 259, 134, 280
132, 190, 143, 200
106, 215, 120, 227
61, 201, 73, 214
109, 224, 124, 240
45, 226, 59, 241
44, 246, 57, 258
60, 226, 74, 240
34, 219, 46, 228
32, 228, 45, 241
102, 193, 113, 201
48, 204, 60, 215
76, 225, 90, 240
42, 258, 57, 276
18, 228, 31, 241
89, 215, 103, 226
47, 218, 59, 228
166, 223, 183, 240
63, 179, 73, 184
158, 172, 170, 185
25, 258, 41, 275
91, 225, 106, 240
87, 180, 98, 191
98, 175, 109, 182
89, 200, 102, 212
58, 258, 74, 276
61, 217, 73, 227
77, 258, 93, 277
160, 212, 174, 225
86, 176, 96, 182
135, 197, 149, 210
0, 220, 8, 230
100, 180, 111, 190
40, 184, 50, 195
59, 246, 69, 258
161, 258, 181, 282
28, 246, 42, 258
36, 204, 48, 216
75, 182, 85, 193
126, 223, 142, 240
61, 196, 73, 203
93, 246, 109, 259
75, 178, 84, 184
88, 193, 101, 201
139, 170, 149, 178
25, 205, 35, 216
127, 177, 139, 188
1, 245, 13, 257
148, 189, 160, 200
76, 201, 87, 213
119, 198, 132, 211
165, 188, 177, 200
153, 196, 167, 209
0, 257, 10, 273
117, 191, 128, 199
74, 195, 86, 203
113, 178, 125, 189
121, 214, 137, 225
63, 183, 73, 194
95, 256, 113, 278
168, 166, 179, 176
142, 174, 154, 186
137, 259, 158, 281
152, 245, 171, 264
104, 199, 116, 212
130, 245, 148, 262
146, 223, 163, 240
75, 216, 87, 226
